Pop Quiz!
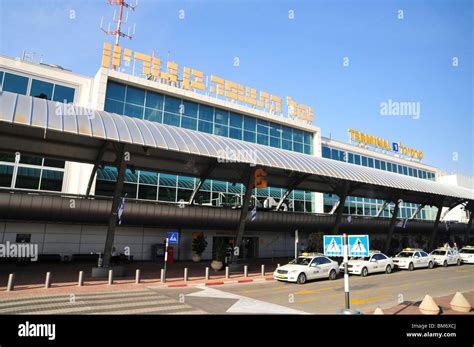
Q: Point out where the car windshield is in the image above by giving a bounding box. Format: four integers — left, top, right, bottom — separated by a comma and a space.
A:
289, 257, 312, 265
431, 250, 446, 256
460, 249, 474, 254
396, 252, 414, 258
350, 256, 370, 261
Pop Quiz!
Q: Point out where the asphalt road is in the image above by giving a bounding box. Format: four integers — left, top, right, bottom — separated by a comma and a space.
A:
153, 264, 474, 314
1, 265, 472, 314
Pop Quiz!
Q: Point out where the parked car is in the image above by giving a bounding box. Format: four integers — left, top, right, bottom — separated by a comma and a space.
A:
392, 248, 434, 271
459, 246, 474, 264
339, 250, 394, 276
273, 254, 339, 284
430, 247, 462, 267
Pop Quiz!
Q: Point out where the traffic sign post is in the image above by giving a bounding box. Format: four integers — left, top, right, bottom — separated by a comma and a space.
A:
163, 237, 169, 283
343, 233, 350, 310
294, 229, 299, 260
167, 231, 179, 244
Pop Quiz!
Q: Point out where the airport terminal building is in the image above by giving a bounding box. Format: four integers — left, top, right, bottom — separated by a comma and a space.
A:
0, 49, 472, 262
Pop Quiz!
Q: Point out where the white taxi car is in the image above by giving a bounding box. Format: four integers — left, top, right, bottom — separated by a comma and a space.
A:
430, 247, 462, 267
339, 250, 394, 277
392, 248, 435, 271
459, 246, 474, 264
273, 254, 339, 284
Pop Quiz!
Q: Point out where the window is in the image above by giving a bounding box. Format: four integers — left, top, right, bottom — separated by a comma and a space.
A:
163, 112, 180, 126
181, 116, 197, 130
408, 167, 413, 176
282, 126, 292, 140
403, 166, 408, 175
53, 85, 75, 103
106, 81, 126, 101
182, 100, 198, 118
230, 112, 243, 128
15, 167, 41, 189
322, 146, 331, 158
257, 133, 269, 146
124, 104, 144, 119
198, 120, 213, 134
243, 116, 256, 132
293, 129, 303, 143
374, 159, 380, 169
199, 104, 214, 121
164, 95, 181, 114
354, 155, 361, 165
214, 123, 229, 137
3, 72, 28, 95
0, 71, 3, 87
243, 131, 256, 143
270, 123, 281, 138
362, 156, 368, 167
144, 108, 162, 123
381, 161, 386, 171
105, 99, 124, 115
0, 165, 14, 187
145, 92, 164, 110
30, 79, 54, 100
214, 108, 229, 125
368, 158, 374, 167
39, 170, 63, 191
229, 127, 242, 140
270, 136, 281, 148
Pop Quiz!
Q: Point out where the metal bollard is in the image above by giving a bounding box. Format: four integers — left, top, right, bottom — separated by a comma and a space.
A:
261, 264, 265, 276
108, 269, 113, 285
205, 267, 210, 280
277, 263, 280, 269
135, 269, 140, 284
244, 265, 248, 278
45, 272, 51, 289
7, 273, 14, 291
78, 271, 84, 287
160, 268, 165, 283
225, 266, 229, 279
184, 268, 188, 282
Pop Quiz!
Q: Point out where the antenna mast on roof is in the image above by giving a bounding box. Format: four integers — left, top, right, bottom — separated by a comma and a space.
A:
100, 0, 137, 47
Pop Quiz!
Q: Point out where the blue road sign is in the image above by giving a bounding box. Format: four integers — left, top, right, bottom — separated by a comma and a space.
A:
323, 235, 343, 257
167, 231, 179, 244
348, 235, 369, 257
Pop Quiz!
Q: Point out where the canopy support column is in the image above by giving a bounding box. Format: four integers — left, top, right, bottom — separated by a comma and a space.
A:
275, 174, 310, 211
465, 211, 473, 245
102, 143, 127, 268
409, 204, 425, 220
376, 200, 390, 217
429, 199, 445, 251
233, 167, 256, 260
384, 199, 401, 254
86, 141, 108, 197
333, 182, 350, 235
188, 161, 217, 205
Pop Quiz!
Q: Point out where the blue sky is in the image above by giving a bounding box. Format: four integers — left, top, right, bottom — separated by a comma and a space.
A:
0, 0, 472, 176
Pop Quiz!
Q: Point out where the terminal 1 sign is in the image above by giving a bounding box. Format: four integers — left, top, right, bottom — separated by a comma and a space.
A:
348, 128, 424, 160
101, 43, 314, 123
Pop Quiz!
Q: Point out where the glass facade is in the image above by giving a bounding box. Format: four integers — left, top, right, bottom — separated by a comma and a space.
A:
0, 70, 75, 192
97, 81, 314, 212
0, 152, 64, 192
322, 145, 437, 220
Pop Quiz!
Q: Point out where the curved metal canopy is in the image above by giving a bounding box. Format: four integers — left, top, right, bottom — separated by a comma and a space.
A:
0, 91, 472, 207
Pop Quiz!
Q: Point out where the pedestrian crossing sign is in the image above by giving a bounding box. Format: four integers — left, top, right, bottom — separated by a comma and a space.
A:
348, 235, 369, 257
323, 235, 343, 257
168, 231, 179, 244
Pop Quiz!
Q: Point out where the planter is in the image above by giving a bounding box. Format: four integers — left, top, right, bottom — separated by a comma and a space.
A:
210, 260, 223, 272
192, 254, 201, 263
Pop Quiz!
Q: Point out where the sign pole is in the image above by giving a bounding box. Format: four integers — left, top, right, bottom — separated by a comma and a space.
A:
163, 237, 169, 282
294, 229, 299, 260
343, 233, 350, 310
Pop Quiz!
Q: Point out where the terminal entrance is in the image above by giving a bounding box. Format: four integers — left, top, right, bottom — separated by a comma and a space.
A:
213, 236, 259, 260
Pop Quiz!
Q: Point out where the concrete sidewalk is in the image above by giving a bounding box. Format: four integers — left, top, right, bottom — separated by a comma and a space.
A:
0, 258, 286, 298
367, 291, 474, 315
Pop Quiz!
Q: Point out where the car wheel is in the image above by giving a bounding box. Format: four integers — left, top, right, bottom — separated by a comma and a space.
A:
329, 269, 337, 280
457, 259, 462, 266
408, 262, 414, 271
429, 261, 434, 269
443, 260, 448, 267
361, 267, 368, 277
297, 273, 307, 285
385, 265, 392, 274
